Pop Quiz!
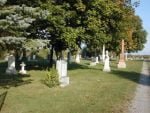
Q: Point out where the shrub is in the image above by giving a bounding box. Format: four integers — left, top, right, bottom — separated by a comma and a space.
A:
44, 67, 59, 88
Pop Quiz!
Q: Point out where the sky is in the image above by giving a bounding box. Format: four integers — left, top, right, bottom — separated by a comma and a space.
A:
135, 0, 150, 55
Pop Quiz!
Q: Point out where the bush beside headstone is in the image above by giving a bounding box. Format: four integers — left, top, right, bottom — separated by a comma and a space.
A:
44, 67, 59, 88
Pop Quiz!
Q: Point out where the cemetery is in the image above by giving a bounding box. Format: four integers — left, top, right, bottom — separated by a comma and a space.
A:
0, 52, 145, 113
0, 0, 149, 113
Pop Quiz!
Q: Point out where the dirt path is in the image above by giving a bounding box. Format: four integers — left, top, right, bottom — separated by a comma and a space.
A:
128, 61, 150, 113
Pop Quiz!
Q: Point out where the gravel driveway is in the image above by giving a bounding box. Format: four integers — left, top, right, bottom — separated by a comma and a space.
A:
128, 61, 150, 113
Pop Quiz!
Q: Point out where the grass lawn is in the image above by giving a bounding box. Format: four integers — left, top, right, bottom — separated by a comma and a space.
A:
0, 60, 143, 113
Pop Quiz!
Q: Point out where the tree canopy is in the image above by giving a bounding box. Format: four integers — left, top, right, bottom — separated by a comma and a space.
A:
0, 0, 147, 60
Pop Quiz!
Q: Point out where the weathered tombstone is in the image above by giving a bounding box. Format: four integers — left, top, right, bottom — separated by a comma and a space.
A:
27, 55, 31, 61
19, 62, 27, 74
95, 56, 99, 64
103, 50, 111, 72
56, 60, 69, 87
118, 39, 126, 68
75, 54, 80, 63
32, 54, 36, 60
90, 62, 96, 66
90, 57, 96, 66
6, 54, 17, 74
56, 60, 61, 77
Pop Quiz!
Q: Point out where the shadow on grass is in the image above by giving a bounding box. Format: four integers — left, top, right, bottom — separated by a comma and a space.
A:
25, 60, 50, 71
68, 62, 101, 71
25, 55, 52, 70
0, 61, 32, 89
0, 74, 32, 89
68, 62, 90, 70
111, 70, 150, 86
0, 91, 7, 111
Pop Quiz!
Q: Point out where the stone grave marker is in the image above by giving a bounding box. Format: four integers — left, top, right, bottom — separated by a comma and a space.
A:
56, 60, 69, 87
90, 57, 96, 66
19, 62, 27, 74
6, 55, 17, 74
103, 50, 111, 72
118, 39, 126, 68
27, 55, 31, 61
32, 54, 36, 60
95, 56, 99, 64
75, 54, 80, 63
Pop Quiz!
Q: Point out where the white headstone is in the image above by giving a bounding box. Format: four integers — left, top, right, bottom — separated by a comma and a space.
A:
90, 57, 96, 66
32, 54, 36, 60
56, 60, 61, 76
61, 61, 67, 77
56, 60, 69, 87
6, 55, 17, 74
27, 56, 31, 61
95, 57, 99, 63
75, 54, 80, 63
103, 50, 111, 72
90, 62, 96, 66
19, 62, 27, 74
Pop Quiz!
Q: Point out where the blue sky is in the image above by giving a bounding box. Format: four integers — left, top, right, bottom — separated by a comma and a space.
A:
135, 0, 150, 55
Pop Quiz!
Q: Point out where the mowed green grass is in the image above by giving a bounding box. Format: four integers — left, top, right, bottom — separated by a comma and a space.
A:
0, 60, 142, 113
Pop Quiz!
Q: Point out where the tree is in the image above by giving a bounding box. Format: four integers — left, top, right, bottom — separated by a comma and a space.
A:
0, 0, 146, 64
0, 0, 44, 60
106, 0, 146, 56
25, 0, 85, 67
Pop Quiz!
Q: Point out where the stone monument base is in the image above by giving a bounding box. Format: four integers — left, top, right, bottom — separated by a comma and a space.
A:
6, 68, 17, 75
90, 62, 96, 66
59, 77, 69, 87
103, 68, 111, 72
19, 70, 27, 74
117, 61, 126, 68
118, 53, 126, 68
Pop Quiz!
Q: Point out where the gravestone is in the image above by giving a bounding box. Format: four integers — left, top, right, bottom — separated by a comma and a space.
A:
95, 57, 99, 63
118, 39, 126, 68
75, 54, 80, 63
27, 55, 31, 61
90, 57, 96, 66
6, 55, 17, 74
103, 50, 111, 72
56, 60, 69, 87
32, 54, 36, 60
19, 62, 27, 74
90, 62, 96, 66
